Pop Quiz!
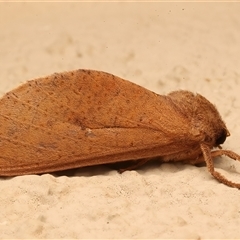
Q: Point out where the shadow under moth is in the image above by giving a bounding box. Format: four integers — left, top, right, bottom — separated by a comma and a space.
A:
0, 69, 240, 189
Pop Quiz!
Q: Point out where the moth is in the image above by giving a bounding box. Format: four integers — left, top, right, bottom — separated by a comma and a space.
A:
0, 69, 240, 188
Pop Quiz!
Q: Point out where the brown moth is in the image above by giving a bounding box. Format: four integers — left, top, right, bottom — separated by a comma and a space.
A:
0, 69, 240, 188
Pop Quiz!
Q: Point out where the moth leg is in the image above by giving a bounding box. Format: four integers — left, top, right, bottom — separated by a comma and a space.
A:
210, 149, 240, 161
200, 143, 240, 189
183, 156, 205, 165
118, 158, 151, 173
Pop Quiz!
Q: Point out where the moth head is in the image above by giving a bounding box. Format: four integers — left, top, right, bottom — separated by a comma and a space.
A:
194, 93, 230, 148
168, 90, 230, 148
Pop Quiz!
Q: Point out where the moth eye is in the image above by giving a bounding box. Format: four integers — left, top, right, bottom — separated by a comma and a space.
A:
216, 129, 227, 145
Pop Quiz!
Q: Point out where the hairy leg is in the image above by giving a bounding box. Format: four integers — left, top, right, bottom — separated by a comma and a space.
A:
200, 143, 240, 189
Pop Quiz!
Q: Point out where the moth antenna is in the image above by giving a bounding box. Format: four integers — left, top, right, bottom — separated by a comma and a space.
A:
226, 129, 230, 137
200, 143, 240, 189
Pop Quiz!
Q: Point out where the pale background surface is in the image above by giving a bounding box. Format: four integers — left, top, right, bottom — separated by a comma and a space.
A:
1, 2, 240, 239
